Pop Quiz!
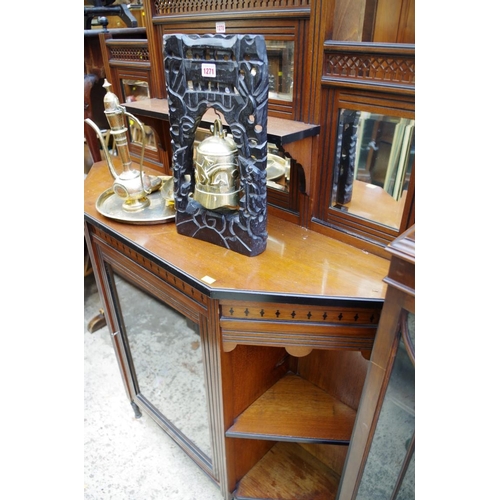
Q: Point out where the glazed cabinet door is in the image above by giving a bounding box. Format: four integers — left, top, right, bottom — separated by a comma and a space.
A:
87, 226, 224, 488
337, 226, 415, 499
354, 310, 415, 499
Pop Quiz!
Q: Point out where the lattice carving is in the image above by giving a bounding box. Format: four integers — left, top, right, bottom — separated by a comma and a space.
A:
324, 52, 415, 87
164, 34, 269, 257
154, 0, 310, 15
109, 46, 150, 62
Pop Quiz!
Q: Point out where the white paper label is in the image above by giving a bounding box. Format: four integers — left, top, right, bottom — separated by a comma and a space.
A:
201, 275, 216, 284
216, 22, 226, 33
202, 63, 217, 78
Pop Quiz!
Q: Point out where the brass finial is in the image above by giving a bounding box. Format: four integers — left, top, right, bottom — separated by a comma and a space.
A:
103, 79, 112, 93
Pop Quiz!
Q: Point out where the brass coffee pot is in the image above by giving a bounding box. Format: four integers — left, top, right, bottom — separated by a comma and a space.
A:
85, 80, 155, 212
193, 119, 240, 211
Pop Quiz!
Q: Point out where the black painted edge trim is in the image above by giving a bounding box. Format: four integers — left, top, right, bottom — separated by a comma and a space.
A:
225, 430, 350, 445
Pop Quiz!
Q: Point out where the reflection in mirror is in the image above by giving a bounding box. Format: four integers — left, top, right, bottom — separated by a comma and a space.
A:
266, 142, 290, 193
121, 78, 158, 151
265, 40, 294, 102
112, 273, 212, 461
331, 109, 415, 229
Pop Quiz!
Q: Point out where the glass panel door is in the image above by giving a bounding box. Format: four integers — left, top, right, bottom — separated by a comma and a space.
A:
108, 270, 213, 466
356, 311, 415, 499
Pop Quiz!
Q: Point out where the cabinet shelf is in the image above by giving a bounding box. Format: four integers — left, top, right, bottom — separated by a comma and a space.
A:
233, 441, 340, 499
123, 98, 320, 146
227, 374, 356, 444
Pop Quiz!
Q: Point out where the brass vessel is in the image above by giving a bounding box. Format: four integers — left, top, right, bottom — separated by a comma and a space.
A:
193, 119, 240, 210
85, 80, 154, 212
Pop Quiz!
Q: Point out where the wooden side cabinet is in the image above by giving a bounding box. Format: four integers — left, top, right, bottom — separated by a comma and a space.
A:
84, 160, 392, 499
337, 225, 415, 499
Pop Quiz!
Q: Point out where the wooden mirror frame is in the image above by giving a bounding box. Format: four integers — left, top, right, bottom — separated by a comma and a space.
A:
310, 42, 415, 257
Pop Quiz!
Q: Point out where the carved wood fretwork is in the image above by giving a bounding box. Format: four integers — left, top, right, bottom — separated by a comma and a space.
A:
323, 42, 415, 92
108, 46, 150, 63
153, 0, 310, 16
164, 34, 269, 256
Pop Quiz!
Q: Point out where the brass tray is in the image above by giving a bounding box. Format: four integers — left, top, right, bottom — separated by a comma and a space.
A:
96, 176, 175, 225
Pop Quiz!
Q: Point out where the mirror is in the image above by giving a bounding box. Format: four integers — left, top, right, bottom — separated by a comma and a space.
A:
121, 78, 158, 151
265, 40, 294, 102
266, 142, 291, 193
331, 109, 415, 230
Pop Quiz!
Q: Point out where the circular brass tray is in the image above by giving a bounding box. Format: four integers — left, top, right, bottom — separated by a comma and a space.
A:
96, 176, 175, 225
267, 153, 288, 181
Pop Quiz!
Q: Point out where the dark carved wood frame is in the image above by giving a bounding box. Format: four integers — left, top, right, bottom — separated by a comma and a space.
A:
164, 34, 269, 257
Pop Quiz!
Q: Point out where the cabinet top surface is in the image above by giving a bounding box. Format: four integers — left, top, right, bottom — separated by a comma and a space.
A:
84, 161, 389, 303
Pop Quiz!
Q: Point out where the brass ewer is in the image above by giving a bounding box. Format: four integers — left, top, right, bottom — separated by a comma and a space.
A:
193, 119, 241, 211
85, 79, 154, 212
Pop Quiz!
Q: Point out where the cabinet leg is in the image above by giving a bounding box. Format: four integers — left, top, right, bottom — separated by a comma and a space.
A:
87, 309, 107, 333
131, 401, 142, 419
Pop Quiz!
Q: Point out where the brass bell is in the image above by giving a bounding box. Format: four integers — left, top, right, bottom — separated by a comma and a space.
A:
193, 119, 240, 210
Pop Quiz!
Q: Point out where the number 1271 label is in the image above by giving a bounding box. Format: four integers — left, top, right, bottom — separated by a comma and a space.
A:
202, 63, 217, 78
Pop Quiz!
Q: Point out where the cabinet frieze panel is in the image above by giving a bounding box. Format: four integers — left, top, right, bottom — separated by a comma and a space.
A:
109, 47, 150, 64
220, 301, 380, 355
322, 42, 415, 92
220, 302, 380, 324
221, 322, 377, 353
90, 226, 208, 307
153, 0, 310, 16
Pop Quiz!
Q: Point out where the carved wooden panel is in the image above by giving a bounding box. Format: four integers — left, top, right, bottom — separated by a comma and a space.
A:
164, 34, 269, 256
153, 0, 310, 16
323, 42, 415, 90
108, 44, 150, 63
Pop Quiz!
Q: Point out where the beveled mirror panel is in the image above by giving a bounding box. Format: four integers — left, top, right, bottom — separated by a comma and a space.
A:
121, 78, 159, 152
265, 40, 294, 102
331, 109, 415, 230
110, 272, 213, 463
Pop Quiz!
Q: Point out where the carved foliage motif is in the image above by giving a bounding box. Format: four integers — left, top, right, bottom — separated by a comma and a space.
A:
164, 34, 269, 256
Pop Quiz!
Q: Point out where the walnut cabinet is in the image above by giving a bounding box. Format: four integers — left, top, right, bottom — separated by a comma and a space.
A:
84, 160, 391, 499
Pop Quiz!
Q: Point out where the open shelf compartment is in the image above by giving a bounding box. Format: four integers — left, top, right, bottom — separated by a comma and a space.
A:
233, 441, 341, 499
227, 373, 357, 443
